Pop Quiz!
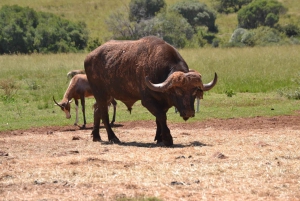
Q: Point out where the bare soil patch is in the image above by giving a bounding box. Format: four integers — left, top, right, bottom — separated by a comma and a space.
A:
1, 114, 300, 200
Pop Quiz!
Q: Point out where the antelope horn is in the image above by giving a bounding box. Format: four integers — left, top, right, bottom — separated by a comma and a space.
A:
53, 96, 63, 109
202, 73, 218, 91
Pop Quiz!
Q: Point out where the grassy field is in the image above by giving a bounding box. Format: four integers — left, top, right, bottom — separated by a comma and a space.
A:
0, 46, 299, 131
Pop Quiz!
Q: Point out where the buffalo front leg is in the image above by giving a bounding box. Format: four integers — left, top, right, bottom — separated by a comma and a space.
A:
92, 107, 101, 141
142, 101, 173, 146
154, 119, 162, 143
157, 115, 173, 146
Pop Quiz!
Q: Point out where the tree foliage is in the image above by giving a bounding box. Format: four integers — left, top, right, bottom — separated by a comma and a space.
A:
169, 0, 217, 32
129, 0, 166, 22
150, 11, 194, 48
106, 7, 138, 40
212, 0, 252, 13
0, 5, 88, 54
237, 0, 286, 29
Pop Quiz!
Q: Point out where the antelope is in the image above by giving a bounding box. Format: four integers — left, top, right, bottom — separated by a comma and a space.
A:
53, 74, 117, 128
67, 69, 85, 79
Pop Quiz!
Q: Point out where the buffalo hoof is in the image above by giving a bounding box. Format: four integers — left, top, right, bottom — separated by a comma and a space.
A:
163, 139, 173, 147
162, 134, 173, 147
93, 137, 101, 142
156, 141, 165, 146
109, 137, 121, 144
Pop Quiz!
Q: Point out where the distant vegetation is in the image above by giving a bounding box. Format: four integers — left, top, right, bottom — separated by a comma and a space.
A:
0, 0, 299, 53
0, 5, 88, 54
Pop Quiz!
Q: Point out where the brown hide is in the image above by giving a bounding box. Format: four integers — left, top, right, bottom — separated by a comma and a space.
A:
84, 36, 217, 146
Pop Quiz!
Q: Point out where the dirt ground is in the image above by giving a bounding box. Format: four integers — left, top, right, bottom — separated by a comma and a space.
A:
1, 113, 300, 201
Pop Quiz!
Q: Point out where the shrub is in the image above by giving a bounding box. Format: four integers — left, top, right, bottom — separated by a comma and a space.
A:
227, 26, 287, 47
169, 0, 217, 32
237, 0, 286, 29
106, 6, 194, 48
0, 79, 19, 102
0, 5, 88, 54
129, 0, 166, 22
225, 89, 236, 97
106, 7, 138, 40
276, 23, 300, 37
212, 0, 252, 14
87, 37, 102, 51
149, 11, 194, 48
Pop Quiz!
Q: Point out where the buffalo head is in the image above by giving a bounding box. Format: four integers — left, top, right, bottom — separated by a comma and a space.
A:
145, 71, 217, 120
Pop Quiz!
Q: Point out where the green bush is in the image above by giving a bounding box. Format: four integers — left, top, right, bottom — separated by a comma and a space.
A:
106, 5, 194, 48
276, 23, 300, 37
129, 0, 166, 22
212, 0, 252, 14
169, 0, 217, 32
150, 11, 194, 48
227, 26, 290, 47
237, 0, 286, 29
0, 5, 88, 54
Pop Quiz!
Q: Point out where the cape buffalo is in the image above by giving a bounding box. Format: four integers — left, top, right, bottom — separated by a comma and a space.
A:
84, 36, 217, 146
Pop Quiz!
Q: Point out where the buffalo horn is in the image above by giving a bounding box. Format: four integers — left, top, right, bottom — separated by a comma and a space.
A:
145, 75, 173, 92
53, 96, 63, 108
202, 73, 218, 91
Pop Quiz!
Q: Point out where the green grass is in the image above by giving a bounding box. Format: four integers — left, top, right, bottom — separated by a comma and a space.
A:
0, 46, 299, 131
180, 45, 300, 93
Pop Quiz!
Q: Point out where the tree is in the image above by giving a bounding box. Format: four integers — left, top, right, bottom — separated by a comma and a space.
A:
150, 11, 194, 48
212, 0, 252, 13
0, 5, 38, 54
106, 6, 139, 40
169, 0, 217, 32
129, 0, 166, 22
237, 0, 286, 29
106, 6, 194, 48
0, 5, 88, 54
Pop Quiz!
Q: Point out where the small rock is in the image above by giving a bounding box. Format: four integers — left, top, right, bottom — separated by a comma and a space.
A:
72, 136, 81, 140
171, 181, 184, 186
213, 152, 227, 159
0, 151, 8, 156
34, 180, 45, 185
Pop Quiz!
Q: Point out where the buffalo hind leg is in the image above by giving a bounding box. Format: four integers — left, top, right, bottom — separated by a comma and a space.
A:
92, 107, 101, 141
99, 101, 120, 143
110, 99, 117, 125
